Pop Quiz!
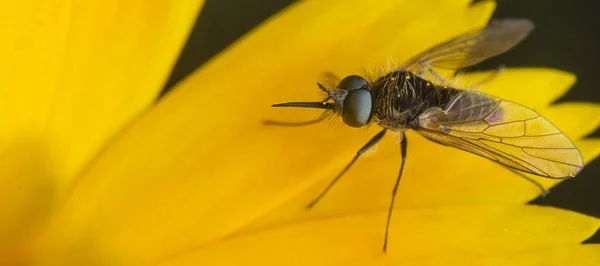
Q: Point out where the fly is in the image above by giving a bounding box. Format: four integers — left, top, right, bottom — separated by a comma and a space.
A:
269, 19, 583, 253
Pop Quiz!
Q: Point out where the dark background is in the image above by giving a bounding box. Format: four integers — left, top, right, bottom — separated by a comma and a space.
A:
160, 0, 600, 243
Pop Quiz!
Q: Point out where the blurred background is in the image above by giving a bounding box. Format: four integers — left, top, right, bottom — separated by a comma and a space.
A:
161, 0, 600, 242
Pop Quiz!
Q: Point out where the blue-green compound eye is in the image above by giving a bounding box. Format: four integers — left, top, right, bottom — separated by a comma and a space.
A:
338, 75, 368, 91
342, 89, 372, 128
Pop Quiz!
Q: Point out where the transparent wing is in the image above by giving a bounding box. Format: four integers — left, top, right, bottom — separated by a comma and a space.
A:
416, 91, 583, 178
399, 19, 534, 71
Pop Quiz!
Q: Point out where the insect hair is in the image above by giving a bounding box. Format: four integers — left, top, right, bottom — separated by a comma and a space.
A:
360, 59, 400, 84
317, 70, 380, 131
316, 72, 348, 129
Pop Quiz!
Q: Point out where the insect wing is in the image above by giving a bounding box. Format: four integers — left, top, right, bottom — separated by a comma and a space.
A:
399, 19, 534, 71
416, 91, 583, 178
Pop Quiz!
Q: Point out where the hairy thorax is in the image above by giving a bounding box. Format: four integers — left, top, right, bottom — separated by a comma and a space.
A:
370, 71, 461, 130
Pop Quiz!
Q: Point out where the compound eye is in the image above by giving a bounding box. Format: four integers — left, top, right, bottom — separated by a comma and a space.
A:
342, 89, 372, 128
338, 75, 368, 91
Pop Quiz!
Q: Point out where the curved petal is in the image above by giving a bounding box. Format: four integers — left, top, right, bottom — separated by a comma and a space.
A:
155, 206, 600, 266
0, 0, 203, 257
537, 103, 600, 139
455, 68, 577, 108
38, 0, 503, 263
239, 68, 600, 232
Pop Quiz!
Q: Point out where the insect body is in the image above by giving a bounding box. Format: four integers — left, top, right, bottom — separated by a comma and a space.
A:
370, 71, 461, 130
270, 19, 583, 253
366, 69, 580, 178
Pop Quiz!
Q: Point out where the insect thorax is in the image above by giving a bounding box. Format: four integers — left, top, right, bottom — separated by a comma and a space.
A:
370, 71, 461, 130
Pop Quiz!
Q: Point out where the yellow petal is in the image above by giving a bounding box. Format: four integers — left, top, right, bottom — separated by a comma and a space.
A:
242, 69, 598, 232
0, 0, 203, 260
458, 68, 599, 139
242, 135, 600, 233
452, 69, 600, 192
576, 139, 600, 164
156, 206, 600, 266
456, 68, 576, 108
0, 0, 204, 188
39, 0, 500, 263
538, 103, 600, 139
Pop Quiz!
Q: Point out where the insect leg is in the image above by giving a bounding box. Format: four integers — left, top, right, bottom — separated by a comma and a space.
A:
263, 116, 326, 127
306, 128, 388, 209
503, 166, 550, 197
383, 131, 407, 253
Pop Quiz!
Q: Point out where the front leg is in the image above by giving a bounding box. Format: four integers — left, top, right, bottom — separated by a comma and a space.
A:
307, 129, 388, 208
383, 131, 408, 253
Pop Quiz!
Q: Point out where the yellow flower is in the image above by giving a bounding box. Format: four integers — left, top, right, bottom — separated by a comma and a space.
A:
1, 0, 599, 265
